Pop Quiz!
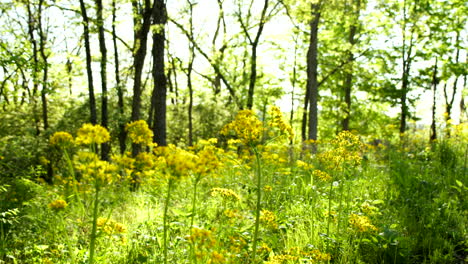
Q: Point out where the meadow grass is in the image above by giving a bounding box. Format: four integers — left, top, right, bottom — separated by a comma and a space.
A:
0, 120, 467, 264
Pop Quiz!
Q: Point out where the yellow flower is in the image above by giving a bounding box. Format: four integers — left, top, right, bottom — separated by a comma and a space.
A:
312, 169, 332, 182
156, 144, 197, 178
210, 187, 241, 201
208, 251, 225, 264
126, 120, 154, 146
263, 185, 273, 192
50, 131, 74, 147
268, 106, 294, 141
265, 254, 298, 264
73, 152, 118, 185
189, 227, 216, 249
296, 160, 313, 170
48, 199, 68, 210
75, 124, 110, 145
192, 142, 224, 176
349, 213, 378, 232
221, 110, 264, 145
96, 217, 127, 234
260, 209, 278, 229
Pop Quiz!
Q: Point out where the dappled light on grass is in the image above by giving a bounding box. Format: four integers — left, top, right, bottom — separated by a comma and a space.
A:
1, 113, 467, 264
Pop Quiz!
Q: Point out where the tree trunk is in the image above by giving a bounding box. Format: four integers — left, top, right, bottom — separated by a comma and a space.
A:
112, 0, 127, 154
307, 2, 321, 145
151, 0, 167, 146
430, 58, 438, 142
38, 0, 49, 131
245, 0, 269, 110
131, 0, 157, 156
79, 0, 97, 125
95, 0, 110, 160
342, 0, 360, 131
26, 1, 41, 135
443, 31, 461, 133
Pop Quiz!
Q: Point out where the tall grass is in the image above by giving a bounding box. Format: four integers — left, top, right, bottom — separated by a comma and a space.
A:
0, 121, 466, 264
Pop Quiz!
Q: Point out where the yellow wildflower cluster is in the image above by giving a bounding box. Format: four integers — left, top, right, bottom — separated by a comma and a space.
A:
263, 185, 273, 192
192, 139, 224, 175
260, 209, 278, 229
312, 169, 332, 182
207, 251, 225, 264
264, 254, 298, 264
228, 236, 247, 253
189, 227, 216, 249
349, 213, 378, 232
296, 160, 313, 170
210, 187, 241, 201
360, 201, 380, 216
49, 132, 74, 147
224, 209, 241, 219
96, 217, 127, 234
268, 106, 294, 141
48, 199, 68, 210
126, 120, 154, 146
112, 153, 135, 177
156, 144, 197, 178
74, 152, 118, 185
75, 124, 110, 145
221, 110, 264, 145
267, 247, 331, 263
306, 249, 332, 262
318, 131, 364, 171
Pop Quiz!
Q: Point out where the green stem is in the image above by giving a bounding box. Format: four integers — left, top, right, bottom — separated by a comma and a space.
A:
326, 179, 333, 251
163, 179, 173, 264
63, 149, 86, 215
190, 176, 199, 264
251, 147, 262, 264
89, 185, 100, 264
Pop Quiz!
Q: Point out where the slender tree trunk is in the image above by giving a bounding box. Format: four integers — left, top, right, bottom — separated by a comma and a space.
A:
399, 0, 415, 135
38, 0, 49, 131
26, 1, 41, 135
430, 58, 438, 142
95, 0, 110, 160
151, 0, 167, 146
245, 0, 269, 110
301, 79, 310, 143
112, 0, 126, 154
131, 0, 157, 155
461, 72, 467, 123
443, 31, 461, 132
342, 0, 360, 131
79, 0, 97, 125
307, 3, 321, 146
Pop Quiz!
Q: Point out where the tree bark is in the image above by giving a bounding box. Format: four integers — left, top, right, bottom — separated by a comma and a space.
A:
112, 0, 127, 154
38, 0, 49, 131
430, 58, 438, 142
131, 0, 158, 155
150, 0, 167, 146
306, 2, 321, 145
95, 0, 110, 160
239, 0, 269, 110
26, 0, 41, 135
79, 0, 97, 125
342, 0, 360, 131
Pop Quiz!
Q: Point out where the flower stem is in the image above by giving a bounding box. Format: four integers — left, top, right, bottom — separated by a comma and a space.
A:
326, 180, 333, 251
88, 185, 100, 264
190, 176, 199, 264
251, 148, 262, 264
163, 179, 173, 264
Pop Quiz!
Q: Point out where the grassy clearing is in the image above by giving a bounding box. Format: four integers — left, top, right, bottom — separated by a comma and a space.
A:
0, 116, 467, 264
